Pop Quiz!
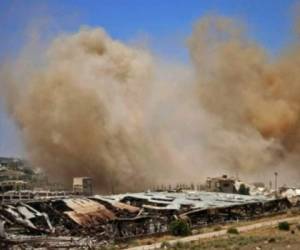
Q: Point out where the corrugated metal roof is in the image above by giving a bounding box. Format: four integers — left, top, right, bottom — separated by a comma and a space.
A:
93, 195, 140, 213
96, 191, 274, 211
3, 203, 53, 232
63, 198, 115, 226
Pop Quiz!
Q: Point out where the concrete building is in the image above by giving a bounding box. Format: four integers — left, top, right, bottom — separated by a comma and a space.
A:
206, 175, 237, 193
73, 177, 93, 195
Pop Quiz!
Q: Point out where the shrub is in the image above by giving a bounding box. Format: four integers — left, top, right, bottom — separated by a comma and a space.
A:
169, 219, 191, 236
268, 238, 276, 243
146, 240, 154, 245
214, 226, 222, 231
278, 221, 290, 231
160, 241, 172, 249
227, 227, 239, 234
174, 241, 185, 248
238, 184, 250, 195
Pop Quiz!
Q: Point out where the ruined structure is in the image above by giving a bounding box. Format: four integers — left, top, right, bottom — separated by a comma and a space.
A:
0, 190, 291, 248
0, 180, 28, 192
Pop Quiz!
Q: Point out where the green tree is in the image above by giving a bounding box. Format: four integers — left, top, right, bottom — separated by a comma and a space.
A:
278, 221, 290, 231
238, 184, 250, 195
169, 219, 191, 236
227, 227, 239, 234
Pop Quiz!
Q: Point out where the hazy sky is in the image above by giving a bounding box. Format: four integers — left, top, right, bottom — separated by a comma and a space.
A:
0, 0, 298, 156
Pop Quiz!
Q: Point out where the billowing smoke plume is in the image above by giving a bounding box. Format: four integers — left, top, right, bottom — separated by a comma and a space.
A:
189, 16, 300, 179
1, 15, 300, 191
0, 27, 204, 191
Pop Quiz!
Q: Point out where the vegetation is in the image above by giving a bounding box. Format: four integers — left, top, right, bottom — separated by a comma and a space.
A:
156, 235, 277, 249
237, 184, 250, 195
278, 221, 290, 231
227, 227, 239, 234
161, 241, 172, 248
122, 217, 300, 250
213, 226, 222, 231
169, 219, 191, 236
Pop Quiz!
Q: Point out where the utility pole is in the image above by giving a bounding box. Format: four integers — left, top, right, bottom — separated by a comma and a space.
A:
274, 172, 278, 198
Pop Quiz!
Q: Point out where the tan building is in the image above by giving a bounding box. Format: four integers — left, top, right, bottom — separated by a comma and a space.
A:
73, 177, 93, 196
206, 175, 237, 193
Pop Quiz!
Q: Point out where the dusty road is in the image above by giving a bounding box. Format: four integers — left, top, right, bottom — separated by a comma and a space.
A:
126, 215, 300, 250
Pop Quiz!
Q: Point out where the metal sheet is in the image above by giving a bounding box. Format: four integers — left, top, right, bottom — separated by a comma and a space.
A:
63, 198, 115, 226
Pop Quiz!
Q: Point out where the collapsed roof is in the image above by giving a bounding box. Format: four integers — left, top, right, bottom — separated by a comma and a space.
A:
98, 191, 276, 211
0, 190, 291, 248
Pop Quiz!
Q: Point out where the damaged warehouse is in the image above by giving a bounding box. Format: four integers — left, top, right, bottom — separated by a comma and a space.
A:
0, 190, 292, 248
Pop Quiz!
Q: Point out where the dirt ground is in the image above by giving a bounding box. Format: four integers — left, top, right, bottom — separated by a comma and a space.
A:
180, 225, 300, 250
120, 213, 300, 250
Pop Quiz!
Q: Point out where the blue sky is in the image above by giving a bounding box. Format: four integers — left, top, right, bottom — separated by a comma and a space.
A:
0, 0, 298, 156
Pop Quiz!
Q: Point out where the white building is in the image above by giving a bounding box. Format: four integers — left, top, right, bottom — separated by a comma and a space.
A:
73, 177, 93, 196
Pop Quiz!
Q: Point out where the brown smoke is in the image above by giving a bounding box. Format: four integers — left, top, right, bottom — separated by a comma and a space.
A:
0, 28, 168, 191
189, 16, 300, 177
2, 15, 300, 191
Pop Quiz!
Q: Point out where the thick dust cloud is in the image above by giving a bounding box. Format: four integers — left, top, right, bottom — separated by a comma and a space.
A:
189, 16, 300, 180
1, 15, 300, 191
